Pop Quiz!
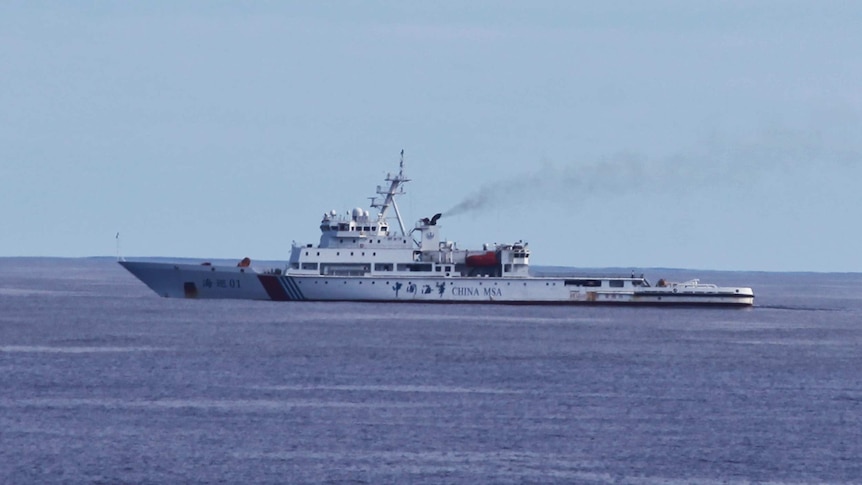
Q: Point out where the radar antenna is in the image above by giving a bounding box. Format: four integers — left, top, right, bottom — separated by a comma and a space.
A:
370, 150, 411, 235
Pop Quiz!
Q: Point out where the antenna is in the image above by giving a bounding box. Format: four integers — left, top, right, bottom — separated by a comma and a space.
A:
115, 232, 124, 262
370, 150, 411, 236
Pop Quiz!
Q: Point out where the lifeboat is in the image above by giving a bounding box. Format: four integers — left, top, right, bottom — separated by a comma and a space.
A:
466, 251, 499, 267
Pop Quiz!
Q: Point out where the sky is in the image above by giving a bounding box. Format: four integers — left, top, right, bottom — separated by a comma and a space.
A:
1, 1, 860, 272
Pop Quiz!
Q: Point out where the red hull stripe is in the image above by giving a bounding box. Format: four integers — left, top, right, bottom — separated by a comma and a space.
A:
258, 275, 291, 301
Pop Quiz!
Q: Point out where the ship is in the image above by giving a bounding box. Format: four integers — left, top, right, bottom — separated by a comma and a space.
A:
120, 154, 754, 306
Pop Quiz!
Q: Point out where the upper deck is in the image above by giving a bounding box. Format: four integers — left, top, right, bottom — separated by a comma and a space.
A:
287, 153, 532, 278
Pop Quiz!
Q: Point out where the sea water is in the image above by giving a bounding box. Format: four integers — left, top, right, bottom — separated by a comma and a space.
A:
1, 258, 860, 484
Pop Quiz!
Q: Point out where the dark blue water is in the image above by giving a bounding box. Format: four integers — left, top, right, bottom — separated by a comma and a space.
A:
2, 258, 861, 483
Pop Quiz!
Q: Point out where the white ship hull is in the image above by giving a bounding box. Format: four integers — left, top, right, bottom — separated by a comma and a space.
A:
120, 261, 755, 306
120, 153, 755, 307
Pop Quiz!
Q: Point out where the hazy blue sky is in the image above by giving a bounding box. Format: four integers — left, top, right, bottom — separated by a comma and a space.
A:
2, 1, 860, 271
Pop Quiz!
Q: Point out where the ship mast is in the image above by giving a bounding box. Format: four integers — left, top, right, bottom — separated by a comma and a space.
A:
370, 150, 410, 236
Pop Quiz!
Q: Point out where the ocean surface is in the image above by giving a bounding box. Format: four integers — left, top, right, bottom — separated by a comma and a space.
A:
1, 258, 860, 484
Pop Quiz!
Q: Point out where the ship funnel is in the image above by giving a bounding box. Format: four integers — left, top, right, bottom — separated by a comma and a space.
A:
418, 224, 441, 251
420, 213, 442, 226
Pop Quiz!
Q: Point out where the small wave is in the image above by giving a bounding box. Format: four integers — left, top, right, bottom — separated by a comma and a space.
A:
231, 451, 791, 484
0, 288, 78, 297
0, 346, 170, 354
256, 384, 523, 394
233, 450, 610, 481
756, 304, 839, 312
834, 393, 862, 403
733, 339, 853, 347
0, 397, 429, 411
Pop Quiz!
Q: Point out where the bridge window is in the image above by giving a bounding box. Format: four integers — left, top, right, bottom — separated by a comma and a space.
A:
321, 263, 368, 276
397, 263, 432, 272
609, 280, 625, 288
565, 279, 602, 287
